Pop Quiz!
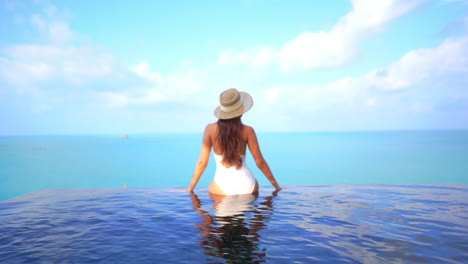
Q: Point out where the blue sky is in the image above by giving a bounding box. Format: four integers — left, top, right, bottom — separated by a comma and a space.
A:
0, 0, 467, 135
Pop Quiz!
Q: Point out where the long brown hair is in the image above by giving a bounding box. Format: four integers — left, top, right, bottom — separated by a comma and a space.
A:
217, 117, 243, 169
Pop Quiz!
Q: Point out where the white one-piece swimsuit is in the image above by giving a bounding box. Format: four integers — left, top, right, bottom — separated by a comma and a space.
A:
213, 153, 257, 195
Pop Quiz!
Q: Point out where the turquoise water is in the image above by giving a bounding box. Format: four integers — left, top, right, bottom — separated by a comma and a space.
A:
1, 131, 467, 201
1, 131, 467, 263
1, 185, 467, 263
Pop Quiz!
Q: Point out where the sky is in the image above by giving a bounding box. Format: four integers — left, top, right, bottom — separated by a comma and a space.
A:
0, 0, 467, 135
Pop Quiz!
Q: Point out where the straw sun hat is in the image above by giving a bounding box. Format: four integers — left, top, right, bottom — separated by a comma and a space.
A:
214, 88, 253, 120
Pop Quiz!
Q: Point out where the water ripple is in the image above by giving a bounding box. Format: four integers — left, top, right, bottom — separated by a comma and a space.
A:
0, 185, 467, 263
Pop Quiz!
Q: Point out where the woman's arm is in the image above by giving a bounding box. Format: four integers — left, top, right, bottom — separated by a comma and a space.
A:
188, 125, 212, 192
247, 127, 281, 190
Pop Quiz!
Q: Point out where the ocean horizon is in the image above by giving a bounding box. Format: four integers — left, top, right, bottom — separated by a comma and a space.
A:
1, 130, 467, 201
1, 130, 467, 263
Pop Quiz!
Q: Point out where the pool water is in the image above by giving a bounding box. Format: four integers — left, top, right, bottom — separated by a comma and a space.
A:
1, 185, 467, 263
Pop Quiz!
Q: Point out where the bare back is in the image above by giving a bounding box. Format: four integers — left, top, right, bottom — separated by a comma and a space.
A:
188, 121, 281, 194
207, 123, 249, 156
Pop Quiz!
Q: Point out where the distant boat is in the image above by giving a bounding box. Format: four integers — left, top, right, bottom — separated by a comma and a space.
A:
120, 134, 128, 139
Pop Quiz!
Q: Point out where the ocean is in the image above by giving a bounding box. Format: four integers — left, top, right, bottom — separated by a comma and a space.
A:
0, 131, 467, 201
1, 131, 467, 263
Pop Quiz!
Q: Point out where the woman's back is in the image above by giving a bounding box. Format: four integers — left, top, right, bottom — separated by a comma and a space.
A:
187, 88, 281, 195
210, 122, 249, 157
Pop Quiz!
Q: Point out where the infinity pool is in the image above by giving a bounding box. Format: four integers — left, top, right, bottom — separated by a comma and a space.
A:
1, 185, 467, 263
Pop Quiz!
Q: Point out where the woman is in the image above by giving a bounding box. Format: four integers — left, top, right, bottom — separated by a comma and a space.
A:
188, 88, 281, 195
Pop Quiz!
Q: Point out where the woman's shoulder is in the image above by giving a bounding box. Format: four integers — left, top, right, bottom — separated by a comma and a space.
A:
204, 123, 218, 133
241, 124, 255, 135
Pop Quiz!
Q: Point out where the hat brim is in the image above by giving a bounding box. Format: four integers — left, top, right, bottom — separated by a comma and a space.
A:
214, 92, 253, 120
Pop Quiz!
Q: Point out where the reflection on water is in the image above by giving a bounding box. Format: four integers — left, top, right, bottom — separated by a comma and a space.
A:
191, 191, 279, 263
1, 186, 466, 263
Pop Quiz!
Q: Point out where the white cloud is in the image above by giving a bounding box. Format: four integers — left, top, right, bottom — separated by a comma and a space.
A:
0, 56, 52, 83
265, 87, 280, 105
286, 35, 468, 117
99, 61, 211, 108
1, 3, 177, 110
129, 61, 162, 83
217, 46, 276, 69
216, 0, 428, 71
365, 36, 468, 91
0, 45, 117, 86
302, 36, 468, 100
325, 77, 355, 92
216, 32, 463, 127
0, 3, 118, 89
217, 50, 250, 67
48, 21, 75, 43
31, 14, 47, 32
280, 0, 427, 70
364, 97, 377, 107
250, 46, 276, 68
97, 89, 166, 108
2, 0, 466, 133
29, 1, 75, 44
